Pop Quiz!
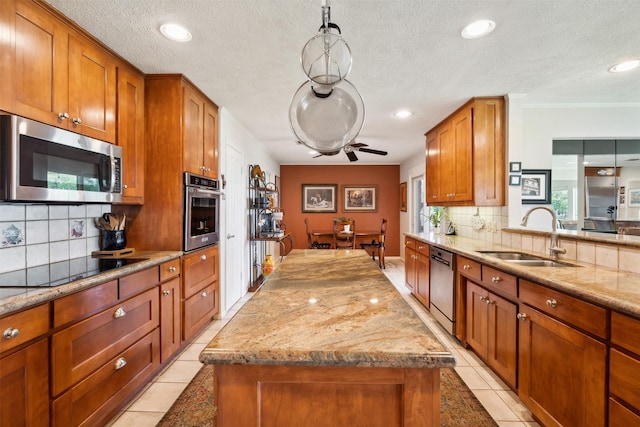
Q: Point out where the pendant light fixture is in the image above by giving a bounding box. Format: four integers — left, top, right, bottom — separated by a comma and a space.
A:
289, 0, 365, 154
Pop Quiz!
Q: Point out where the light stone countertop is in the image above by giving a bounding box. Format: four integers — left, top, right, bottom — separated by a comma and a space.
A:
0, 251, 182, 316
200, 249, 456, 369
406, 232, 640, 318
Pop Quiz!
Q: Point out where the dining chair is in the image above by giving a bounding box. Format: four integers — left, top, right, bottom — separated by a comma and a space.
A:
333, 218, 356, 249
360, 218, 387, 268
305, 217, 330, 249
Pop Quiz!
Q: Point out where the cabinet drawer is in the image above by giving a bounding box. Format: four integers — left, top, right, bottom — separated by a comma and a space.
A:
52, 330, 160, 427
0, 303, 49, 354
160, 259, 181, 282
404, 237, 415, 250
183, 282, 217, 341
611, 311, 640, 355
53, 280, 118, 327
610, 348, 640, 410
119, 266, 159, 300
51, 287, 159, 395
183, 246, 218, 298
415, 240, 430, 257
481, 265, 517, 299
609, 398, 640, 426
457, 256, 481, 282
520, 279, 607, 338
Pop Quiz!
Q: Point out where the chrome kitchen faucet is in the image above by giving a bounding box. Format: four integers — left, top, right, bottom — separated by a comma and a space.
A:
521, 206, 567, 260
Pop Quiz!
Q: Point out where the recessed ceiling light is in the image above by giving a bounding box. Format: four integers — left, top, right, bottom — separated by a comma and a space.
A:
159, 23, 192, 42
609, 60, 640, 73
394, 110, 413, 118
461, 20, 496, 39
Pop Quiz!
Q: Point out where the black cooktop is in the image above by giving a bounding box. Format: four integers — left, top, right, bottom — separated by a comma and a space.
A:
0, 256, 147, 290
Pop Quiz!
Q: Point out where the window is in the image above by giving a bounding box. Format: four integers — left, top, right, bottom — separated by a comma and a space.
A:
411, 175, 425, 234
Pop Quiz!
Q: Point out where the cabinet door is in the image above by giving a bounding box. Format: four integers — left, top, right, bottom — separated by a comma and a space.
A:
473, 97, 505, 206
160, 277, 181, 362
0, 339, 49, 427
404, 247, 416, 291
425, 130, 440, 204
0, 0, 68, 126
435, 122, 453, 203
203, 102, 219, 178
116, 64, 145, 204
67, 34, 116, 142
486, 292, 517, 389
518, 305, 606, 427
182, 84, 205, 175
415, 251, 430, 306
465, 281, 488, 356
448, 106, 473, 202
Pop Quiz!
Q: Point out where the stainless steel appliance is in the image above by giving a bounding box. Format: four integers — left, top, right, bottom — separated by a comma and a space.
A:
0, 114, 122, 203
429, 246, 455, 334
184, 172, 221, 252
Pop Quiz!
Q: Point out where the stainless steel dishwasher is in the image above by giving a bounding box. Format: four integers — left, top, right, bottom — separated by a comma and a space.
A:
429, 246, 455, 334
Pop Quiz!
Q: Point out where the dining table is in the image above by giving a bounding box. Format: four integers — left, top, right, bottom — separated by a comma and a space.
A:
311, 230, 385, 262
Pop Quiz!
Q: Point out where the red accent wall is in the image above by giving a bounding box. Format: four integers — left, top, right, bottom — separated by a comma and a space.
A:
280, 165, 400, 256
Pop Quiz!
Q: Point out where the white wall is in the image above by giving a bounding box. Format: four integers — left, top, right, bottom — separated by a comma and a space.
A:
399, 150, 426, 260
218, 108, 279, 315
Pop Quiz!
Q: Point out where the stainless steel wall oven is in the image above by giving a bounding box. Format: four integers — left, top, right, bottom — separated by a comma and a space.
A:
184, 172, 221, 252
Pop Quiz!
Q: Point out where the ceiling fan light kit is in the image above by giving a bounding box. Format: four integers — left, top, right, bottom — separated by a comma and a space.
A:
289, 0, 365, 156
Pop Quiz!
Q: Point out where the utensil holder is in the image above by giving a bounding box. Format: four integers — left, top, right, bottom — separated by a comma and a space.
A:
100, 230, 126, 251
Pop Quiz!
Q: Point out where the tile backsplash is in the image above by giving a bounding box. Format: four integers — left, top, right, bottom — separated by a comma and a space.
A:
0, 203, 112, 275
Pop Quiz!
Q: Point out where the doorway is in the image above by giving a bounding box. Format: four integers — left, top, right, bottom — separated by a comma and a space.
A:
224, 144, 245, 313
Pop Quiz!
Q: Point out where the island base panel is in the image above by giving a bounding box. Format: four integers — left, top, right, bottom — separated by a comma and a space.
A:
213, 364, 440, 427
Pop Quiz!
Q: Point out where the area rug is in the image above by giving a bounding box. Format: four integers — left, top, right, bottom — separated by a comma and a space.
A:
157, 365, 497, 426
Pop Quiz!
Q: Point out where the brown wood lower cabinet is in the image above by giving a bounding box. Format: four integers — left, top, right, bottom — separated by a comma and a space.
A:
465, 281, 517, 389
160, 277, 181, 362
404, 237, 429, 306
518, 304, 606, 427
213, 364, 441, 427
609, 311, 640, 424
0, 339, 49, 427
182, 246, 219, 341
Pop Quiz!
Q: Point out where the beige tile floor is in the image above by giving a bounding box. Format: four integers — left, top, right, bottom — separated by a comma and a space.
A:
107, 257, 540, 427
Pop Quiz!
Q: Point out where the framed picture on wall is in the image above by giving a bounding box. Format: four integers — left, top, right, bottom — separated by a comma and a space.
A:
302, 184, 337, 213
629, 189, 640, 207
343, 185, 378, 212
521, 169, 551, 204
399, 182, 407, 212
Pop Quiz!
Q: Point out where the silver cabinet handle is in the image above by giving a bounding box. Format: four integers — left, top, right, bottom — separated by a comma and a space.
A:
517, 313, 528, 320
169, 266, 176, 272
227, 234, 235, 239
463, 264, 470, 270
113, 307, 126, 318
201, 255, 207, 260
58, 112, 69, 120
479, 295, 487, 302
72, 117, 82, 125
546, 299, 558, 308
163, 290, 171, 296
491, 276, 502, 283
114, 357, 127, 370
201, 291, 208, 297
3, 328, 19, 339
122, 184, 128, 189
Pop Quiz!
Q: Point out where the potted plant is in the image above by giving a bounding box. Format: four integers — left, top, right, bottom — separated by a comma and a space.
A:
428, 207, 446, 232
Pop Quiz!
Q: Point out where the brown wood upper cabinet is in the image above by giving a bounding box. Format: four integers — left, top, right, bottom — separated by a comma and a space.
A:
116, 64, 145, 204
425, 97, 505, 206
0, 0, 117, 143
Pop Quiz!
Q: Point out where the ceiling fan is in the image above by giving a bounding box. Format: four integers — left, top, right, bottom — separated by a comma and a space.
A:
306, 141, 388, 162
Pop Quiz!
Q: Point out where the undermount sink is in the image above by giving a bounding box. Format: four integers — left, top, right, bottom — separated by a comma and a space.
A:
476, 251, 578, 268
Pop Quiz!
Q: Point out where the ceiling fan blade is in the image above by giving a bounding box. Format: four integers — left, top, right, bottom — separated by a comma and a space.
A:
349, 142, 368, 148
358, 147, 388, 156
346, 150, 358, 162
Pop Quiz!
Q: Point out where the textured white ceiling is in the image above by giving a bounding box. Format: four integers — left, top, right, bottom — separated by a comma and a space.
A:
44, 0, 640, 165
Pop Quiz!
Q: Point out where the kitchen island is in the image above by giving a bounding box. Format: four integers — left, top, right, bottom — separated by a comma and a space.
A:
200, 249, 455, 427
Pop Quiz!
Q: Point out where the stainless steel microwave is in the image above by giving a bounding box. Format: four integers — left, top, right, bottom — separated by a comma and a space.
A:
0, 114, 122, 203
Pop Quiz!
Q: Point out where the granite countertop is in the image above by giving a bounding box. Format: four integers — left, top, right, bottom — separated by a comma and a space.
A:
200, 249, 455, 369
406, 232, 640, 318
0, 251, 182, 316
